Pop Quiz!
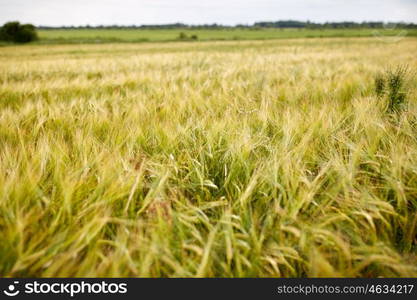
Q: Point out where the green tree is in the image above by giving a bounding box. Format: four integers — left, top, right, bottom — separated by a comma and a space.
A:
0, 21, 38, 43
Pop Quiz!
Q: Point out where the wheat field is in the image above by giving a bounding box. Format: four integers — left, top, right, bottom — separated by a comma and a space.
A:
0, 37, 416, 277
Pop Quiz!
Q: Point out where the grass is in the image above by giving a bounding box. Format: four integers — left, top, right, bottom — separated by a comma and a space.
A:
36, 28, 417, 44
0, 37, 416, 277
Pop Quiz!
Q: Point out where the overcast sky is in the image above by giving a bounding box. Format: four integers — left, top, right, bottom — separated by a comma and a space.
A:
0, 0, 416, 26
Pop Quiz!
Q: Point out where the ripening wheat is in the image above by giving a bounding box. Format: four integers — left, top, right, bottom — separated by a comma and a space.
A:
0, 38, 416, 277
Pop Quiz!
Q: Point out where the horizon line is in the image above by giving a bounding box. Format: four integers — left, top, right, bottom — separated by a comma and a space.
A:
24, 19, 417, 28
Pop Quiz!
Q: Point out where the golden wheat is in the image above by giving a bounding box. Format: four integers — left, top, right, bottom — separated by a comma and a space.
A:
0, 38, 416, 277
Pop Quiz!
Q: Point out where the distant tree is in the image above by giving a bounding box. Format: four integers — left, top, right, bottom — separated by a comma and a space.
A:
0, 21, 20, 41
0, 21, 38, 43
178, 32, 188, 40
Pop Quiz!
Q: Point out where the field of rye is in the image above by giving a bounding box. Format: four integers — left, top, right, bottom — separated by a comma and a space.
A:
0, 37, 416, 277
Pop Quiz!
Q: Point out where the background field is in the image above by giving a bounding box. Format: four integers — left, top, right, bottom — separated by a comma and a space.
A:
36, 28, 417, 44
0, 37, 416, 277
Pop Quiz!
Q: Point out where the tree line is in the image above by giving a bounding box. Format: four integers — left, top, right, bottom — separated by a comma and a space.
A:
38, 21, 417, 30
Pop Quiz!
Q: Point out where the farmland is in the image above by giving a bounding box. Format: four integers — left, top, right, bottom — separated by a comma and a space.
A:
35, 28, 417, 44
0, 36, 417, 277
